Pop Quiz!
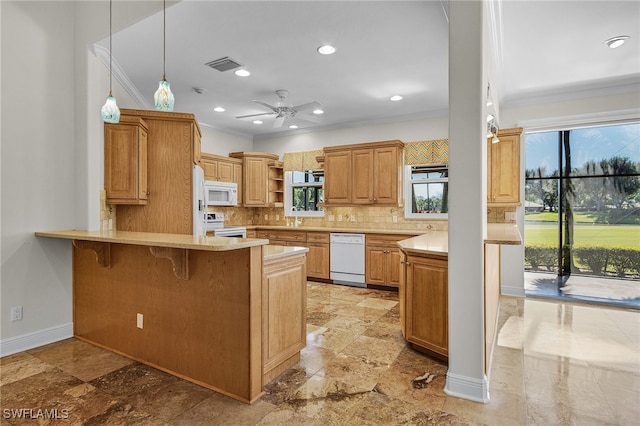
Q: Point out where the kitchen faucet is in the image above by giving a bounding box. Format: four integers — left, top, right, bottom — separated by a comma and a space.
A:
291, 206, 302, 227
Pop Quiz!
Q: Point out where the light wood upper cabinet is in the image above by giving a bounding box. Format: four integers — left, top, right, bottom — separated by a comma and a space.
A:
352, 149, 374, 204
201, 153, 242, 184
488, 127, 522, 206
104, 116, 148, 205
323, 140, 404, 206
114, 109, 202, 235
324, 150, 352, 204
229, 152, 280, 207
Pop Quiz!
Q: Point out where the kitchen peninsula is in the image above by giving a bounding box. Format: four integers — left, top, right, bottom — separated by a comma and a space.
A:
34, 230, 308, 404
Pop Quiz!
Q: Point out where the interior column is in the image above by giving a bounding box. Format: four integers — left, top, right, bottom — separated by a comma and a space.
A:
446, 0, 490, 402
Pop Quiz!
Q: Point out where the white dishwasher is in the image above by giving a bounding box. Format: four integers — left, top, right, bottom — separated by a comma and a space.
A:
330, 233, 366, 287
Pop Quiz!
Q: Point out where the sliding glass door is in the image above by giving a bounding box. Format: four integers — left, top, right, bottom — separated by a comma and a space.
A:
524, 123, 640, 305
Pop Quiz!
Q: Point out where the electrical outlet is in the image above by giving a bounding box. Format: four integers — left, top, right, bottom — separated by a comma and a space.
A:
351, 215, 356, 222
505, 212, 516, 221
10, 306, 23, 321
338, 215, 343, 221
392, 215, 398, 223
137, 313, 144, 329
328, 215, 335, 221
276, 215, 280, 221
264, 214, 268, 221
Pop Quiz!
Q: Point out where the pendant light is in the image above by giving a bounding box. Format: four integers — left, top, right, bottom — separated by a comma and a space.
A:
154, 0, 174, 111
101, 0, 120, 123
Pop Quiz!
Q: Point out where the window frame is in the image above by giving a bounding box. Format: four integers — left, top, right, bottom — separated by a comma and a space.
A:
403, 164, 449, 219
284, 170, 325, 217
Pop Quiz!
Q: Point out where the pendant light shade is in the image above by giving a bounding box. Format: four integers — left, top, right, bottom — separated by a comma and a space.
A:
155, 0, 174, 111
154, 79, 174, 111
102, 94, 121, 123
101, 0, 120, 123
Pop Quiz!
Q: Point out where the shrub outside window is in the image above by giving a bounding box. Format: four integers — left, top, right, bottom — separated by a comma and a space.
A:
284, 170, 324, 217
404, 165, 448, 219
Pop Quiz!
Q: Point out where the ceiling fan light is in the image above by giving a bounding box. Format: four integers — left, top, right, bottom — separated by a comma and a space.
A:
213, 106, 225, 112
289, 125, 299, 129
234, 69, 251, 77
317, 45, 336, 55
390, 95, 403, 101
253, 120, 263, 125
313, 108, 324, 115
604, 35, 629, 49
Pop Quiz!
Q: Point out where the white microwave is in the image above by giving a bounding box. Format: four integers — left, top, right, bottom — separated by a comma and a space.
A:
205, 181, 238, 206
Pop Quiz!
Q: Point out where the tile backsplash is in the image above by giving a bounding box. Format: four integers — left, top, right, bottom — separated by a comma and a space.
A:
221, 205, 448, 232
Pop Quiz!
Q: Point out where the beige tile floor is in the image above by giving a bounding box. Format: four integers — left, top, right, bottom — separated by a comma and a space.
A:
1, 281, 638, 425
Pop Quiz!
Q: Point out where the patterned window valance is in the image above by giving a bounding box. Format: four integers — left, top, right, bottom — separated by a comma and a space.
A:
283, 149, 324, 171
404, 139, 449, 165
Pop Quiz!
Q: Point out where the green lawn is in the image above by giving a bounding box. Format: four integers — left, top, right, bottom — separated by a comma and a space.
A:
525, 211, 602, 223
524, 223, 640, 249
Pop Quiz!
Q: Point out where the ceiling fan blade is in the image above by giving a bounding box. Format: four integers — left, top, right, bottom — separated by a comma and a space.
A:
253, 100, 278, 112
235, 112, 275, 119
297, 113, 323, 124
292, 101, 321, 112
273, 115, 286, 128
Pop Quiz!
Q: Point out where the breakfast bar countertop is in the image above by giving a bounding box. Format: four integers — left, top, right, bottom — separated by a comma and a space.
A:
35, 229, 269, 251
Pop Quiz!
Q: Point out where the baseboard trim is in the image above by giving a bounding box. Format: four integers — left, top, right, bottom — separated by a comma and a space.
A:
0, 323, 73, 357
444, 371, 490, 403
501, 285, 525, 297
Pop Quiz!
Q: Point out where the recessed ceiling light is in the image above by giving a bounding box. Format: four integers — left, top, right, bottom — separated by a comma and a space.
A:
253, 120, 263, 124
213, 107, 225, 112
604, 35, 630, 49
288, 125, 299, 129
317, 45, 336, 55
389, 95, 403, 101
235, 69, 251, 77
313, 108, 324, 115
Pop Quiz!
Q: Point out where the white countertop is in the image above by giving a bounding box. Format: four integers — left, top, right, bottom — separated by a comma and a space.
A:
35, 230, 268, 252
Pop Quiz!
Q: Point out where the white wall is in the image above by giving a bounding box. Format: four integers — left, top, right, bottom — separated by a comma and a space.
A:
199, 125, 253, 156
0, 1, 159, 355
255, 115, 449, 157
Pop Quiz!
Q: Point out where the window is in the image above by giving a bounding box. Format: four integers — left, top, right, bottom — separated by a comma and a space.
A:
404, 165, 448, 219
284, 170, 324, 217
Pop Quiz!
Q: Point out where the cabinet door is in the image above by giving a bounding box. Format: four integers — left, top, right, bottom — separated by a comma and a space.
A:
373, 146, 399, 204
105, 122, 148, 205
488, 134, 520, 205
262, 253, 307, 374
352, 149, 374, 204
365, 245, 387, 285
399, 250, 407, 337
233, 163, 243, 205
217, 161, 234, 182
307, 243, 330, 279
324, 151, 352, 204
202, 159, 218, 181
387, 247, 402, 287
244, 157, 268, 206
405, 255, 448, 357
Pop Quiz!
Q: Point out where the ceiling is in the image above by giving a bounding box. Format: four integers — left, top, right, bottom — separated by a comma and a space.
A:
97, 0, 640, 140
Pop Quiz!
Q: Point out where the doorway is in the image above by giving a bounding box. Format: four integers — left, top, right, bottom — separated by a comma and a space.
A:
523, 122, 640, 309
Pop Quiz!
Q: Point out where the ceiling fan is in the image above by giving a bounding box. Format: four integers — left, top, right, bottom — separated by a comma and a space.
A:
235, 90, 322, 128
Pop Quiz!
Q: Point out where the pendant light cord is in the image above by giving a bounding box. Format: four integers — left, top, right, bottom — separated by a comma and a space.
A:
109, 0, 113, 95
162, 0, 166, 80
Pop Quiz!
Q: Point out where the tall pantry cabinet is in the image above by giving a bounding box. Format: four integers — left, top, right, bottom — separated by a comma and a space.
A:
107, 109, 202, 234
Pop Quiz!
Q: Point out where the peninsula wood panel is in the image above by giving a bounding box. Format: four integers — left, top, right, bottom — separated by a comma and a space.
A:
405, 254, 448, 358
262, 253, 307, 378
72, 243, 263, 403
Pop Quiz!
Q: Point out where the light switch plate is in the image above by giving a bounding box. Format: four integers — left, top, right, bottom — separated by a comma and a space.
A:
137, 313, 143, 329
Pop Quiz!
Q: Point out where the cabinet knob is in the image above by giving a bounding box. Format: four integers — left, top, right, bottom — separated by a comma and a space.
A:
406, 262, 411, 266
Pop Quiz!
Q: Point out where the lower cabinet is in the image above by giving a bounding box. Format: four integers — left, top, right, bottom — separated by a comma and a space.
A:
262, 250, 307, 384
306, 232, 330, 280
366, 234, 415, 288
401, 251, 448, 359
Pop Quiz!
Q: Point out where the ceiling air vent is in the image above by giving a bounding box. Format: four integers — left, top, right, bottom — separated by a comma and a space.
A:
205, 57, 242, 72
